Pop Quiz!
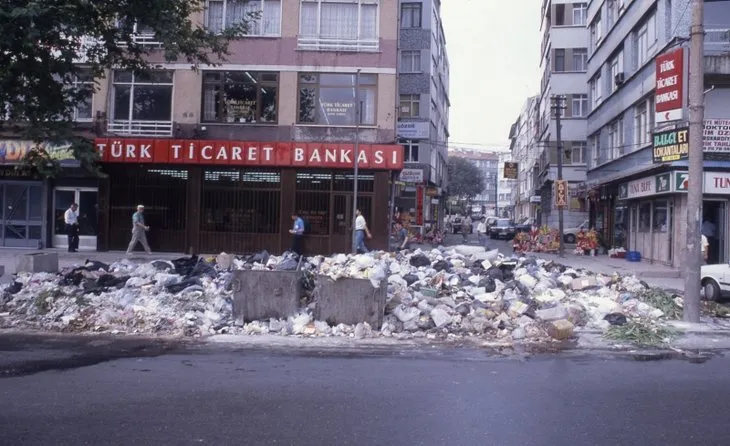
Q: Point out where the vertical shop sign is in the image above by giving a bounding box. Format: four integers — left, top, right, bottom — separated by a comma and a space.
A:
416, 185, 424, 225
555, 180, 568, 207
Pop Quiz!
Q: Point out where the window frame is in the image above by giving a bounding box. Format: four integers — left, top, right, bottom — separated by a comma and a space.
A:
111, 70, 174, 123
572, 48, 588, 72
72, 69, 94, 122
201, 71, 280, 124
399, 94, 420, 118
401, 2, 422, 28
571, 94, 588, 118
400, 50, 421, 73
298, 0, 380, 51
572, 3, 587, 26
571, 142, 586, 164
554, 48, 566, 72
609, 50, 624, 93
206, 0, 283, 36
297, 72, 378, 126
402, 140, 419, 162
608, 117, 624, 160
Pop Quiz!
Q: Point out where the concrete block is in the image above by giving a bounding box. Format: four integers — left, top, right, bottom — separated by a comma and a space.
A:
232, 270, 302, 322
313, 277, 387, 329
16, 252, 58, 273
535, 305, 568, 322
571, 276, 597, 291
547, 319, 575, 340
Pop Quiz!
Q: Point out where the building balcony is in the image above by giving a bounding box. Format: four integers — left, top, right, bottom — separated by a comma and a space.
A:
106, 120, 173, 137
296, 36, 379, 52
706, 29, 730, 57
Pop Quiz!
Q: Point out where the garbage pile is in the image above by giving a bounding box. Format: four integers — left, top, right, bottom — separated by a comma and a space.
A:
0, 246, 675, 343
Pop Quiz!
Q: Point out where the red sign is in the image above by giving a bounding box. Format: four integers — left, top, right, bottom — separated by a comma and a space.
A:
416, 185, 424, 225
94, 139, 404, 170
655, 48, 684, 114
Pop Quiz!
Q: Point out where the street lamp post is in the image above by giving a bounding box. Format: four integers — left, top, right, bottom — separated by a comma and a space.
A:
352, 69, 362, 254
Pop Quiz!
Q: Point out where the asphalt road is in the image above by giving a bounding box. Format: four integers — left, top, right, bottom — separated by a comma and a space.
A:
1, 341, 729, 446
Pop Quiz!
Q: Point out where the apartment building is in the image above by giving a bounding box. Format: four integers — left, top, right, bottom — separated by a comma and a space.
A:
395, 0, 450, 231
585, 0, 730, 266
508, 96, 541, 222
448, 148, 499, 215
0, 1, 404, 254
536, 0, 590, 228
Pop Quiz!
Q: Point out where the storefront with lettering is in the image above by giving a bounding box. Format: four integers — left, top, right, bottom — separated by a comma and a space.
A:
0, 140, 95, 250
617, 169, 730, 266
94, 138, 403, 254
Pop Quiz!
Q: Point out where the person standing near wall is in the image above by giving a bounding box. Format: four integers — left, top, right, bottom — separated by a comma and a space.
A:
354, 208, 371, 253
126, 205, 151, 255
289, 212, 305, 256
64, 203, 79, 252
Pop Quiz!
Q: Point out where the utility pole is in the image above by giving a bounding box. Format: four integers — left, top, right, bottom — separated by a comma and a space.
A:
352, 69, 362, 254
683, 0, 705, 323
552, 95, 566, 257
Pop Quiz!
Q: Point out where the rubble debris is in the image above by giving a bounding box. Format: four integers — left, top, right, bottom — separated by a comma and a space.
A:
0, 247, 686, 344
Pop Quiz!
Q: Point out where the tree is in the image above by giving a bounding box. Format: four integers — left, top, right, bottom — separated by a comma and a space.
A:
447, 157, 485, 207
0, 0, 254, 177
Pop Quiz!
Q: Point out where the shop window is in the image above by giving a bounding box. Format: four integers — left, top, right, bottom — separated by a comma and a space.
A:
202, 71, 278, 124
298, 73, 377, 125
206, 0, 282, 36
638, 202, 651, 232
653, 200, 668, 232
200, 169, 281, 233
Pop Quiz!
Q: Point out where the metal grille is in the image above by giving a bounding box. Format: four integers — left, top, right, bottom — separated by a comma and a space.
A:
201, 169, 281, 233
106, 166, 188, 251
296, 171, 332, 191
295, 192, 330, 235
333, 173, 374, 192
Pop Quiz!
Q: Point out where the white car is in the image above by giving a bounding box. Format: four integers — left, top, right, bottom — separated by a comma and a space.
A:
563, 219, 589, 244
701, 263, 730, 301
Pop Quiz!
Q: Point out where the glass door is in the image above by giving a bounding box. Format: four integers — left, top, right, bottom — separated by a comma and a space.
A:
53, 187, 98, 250
0, 183, 43, 248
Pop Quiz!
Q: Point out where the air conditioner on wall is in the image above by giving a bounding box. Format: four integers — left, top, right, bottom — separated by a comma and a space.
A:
614, 72, 625, 85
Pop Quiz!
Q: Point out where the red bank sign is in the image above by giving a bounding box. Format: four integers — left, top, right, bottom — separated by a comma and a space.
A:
654, 47, 685, 123
94, 139, 404, 170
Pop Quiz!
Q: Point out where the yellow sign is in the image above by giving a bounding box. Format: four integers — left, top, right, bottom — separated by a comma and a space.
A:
555, 180, 568, 207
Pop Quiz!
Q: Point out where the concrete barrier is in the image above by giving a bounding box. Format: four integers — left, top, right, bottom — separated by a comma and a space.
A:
313, 277, 387, 329
231, 270, 303, 323
16, 252, 59, 273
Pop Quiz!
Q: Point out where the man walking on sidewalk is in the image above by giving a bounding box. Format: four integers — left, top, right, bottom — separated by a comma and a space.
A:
354, 208, 371, 253
64, 203, 79, 252
127, 205, 152, 255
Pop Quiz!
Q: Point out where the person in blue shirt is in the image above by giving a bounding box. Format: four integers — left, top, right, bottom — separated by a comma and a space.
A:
289, 212, 305, 255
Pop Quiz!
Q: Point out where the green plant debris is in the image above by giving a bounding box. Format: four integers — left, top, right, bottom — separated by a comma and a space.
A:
702, 301, 730, 318
637, 288, 683, 320
604, 318, 680, 348
34, 289, 66, 315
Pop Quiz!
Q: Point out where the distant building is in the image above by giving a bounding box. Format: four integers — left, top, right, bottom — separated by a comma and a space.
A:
497, 153, 516, 218
394, 0, 450, 231
448, 148, 500, 215
509, 96, 541, 223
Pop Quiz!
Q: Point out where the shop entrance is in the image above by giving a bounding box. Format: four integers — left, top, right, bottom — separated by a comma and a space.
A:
0, 182, 43, 248
53, 187, 99, 251
702, 200, 726, 264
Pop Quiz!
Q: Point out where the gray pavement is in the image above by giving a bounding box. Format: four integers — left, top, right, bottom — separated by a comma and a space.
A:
1, 337, 729, 446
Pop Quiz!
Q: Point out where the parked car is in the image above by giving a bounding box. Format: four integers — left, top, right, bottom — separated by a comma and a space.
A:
489, 218, 516, 240
514, 217, 534, 233
701, 263, 730, 301
485, 216, 499, 231
563, 219, 590, 244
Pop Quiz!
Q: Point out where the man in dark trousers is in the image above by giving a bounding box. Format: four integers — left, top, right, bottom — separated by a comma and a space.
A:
289, 212, 305, 256
64, 203, 79, 252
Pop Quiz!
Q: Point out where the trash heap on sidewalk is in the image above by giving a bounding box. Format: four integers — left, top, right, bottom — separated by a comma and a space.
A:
0, 246, 683, 343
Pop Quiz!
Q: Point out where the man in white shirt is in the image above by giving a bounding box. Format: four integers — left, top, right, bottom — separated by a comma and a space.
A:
476, 217, 488, 247
702, 234, 710, 264
354, 208, 371, 253
64, 203, 79, 252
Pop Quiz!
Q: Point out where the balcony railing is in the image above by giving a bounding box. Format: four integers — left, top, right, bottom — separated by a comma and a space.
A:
107, 120, 173, 137
297, 36, 379, 52
706, 28, 730, 56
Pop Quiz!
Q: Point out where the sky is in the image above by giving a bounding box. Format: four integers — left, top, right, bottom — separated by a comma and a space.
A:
441, 0, 543, 152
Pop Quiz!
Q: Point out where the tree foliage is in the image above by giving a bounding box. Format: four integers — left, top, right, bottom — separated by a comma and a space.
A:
0, 0, 253, 177
447, 156, 486, 202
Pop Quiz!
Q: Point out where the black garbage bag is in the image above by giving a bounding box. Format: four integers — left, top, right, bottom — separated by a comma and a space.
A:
477, 276, 496, 293
403, 273, 419, 286
191, 260, 217, 278
166, 278, 201, 294
249, 250, 270, 265
83, 260, 110, 271
485, 266, 504, 282
604, 313, 628, 326
409, 254, 431, 268
432, 260, 452, 272
61, 272, 84, 286
171, 256, 199, 276
5, 281, 22, 295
